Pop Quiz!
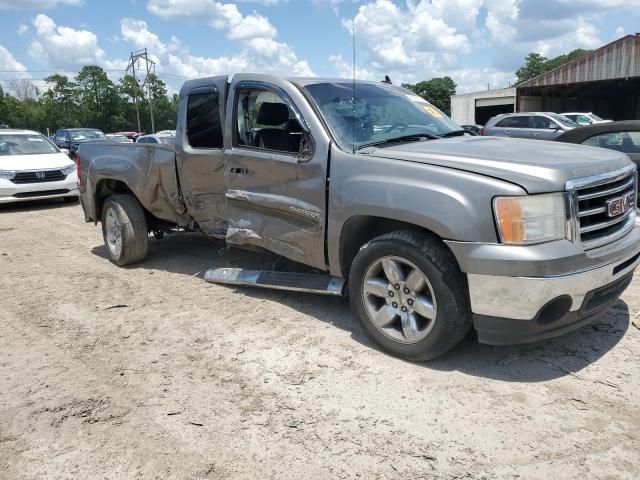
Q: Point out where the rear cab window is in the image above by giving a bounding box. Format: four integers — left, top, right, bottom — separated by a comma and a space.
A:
186, 92, 223, 149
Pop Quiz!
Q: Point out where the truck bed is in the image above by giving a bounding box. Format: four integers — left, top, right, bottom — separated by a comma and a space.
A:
78, 142, 191, 226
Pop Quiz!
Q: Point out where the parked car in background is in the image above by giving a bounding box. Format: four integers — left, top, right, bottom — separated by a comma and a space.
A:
136, 131, 176, 145
556, 120, 640, 170
114, 131, 143, 141
0, 129, 78, 204
106, 134, 133, 143
0, 124, 9, 129
483, 112, 578, 140
461, 124, 482, 135
53, 128, 108, 158
561, 112, 612, 125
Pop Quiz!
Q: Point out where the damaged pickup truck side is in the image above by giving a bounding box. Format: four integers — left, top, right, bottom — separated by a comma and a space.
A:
77, 74, 640, 360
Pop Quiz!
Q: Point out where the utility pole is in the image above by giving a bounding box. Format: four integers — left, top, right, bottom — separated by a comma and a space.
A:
125, 49, 156, 133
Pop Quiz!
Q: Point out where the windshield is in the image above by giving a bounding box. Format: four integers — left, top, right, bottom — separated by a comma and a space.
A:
158, 136, 176, 145
549, 113, 579, 128
0, 134, 60, 156
589, 113, 604, 121
108, 135, 130, 143
70, 129, 107, 141
303, 82, 461, 150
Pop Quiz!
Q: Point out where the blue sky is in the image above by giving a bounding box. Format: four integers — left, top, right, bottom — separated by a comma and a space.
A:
0, 0, 639, 95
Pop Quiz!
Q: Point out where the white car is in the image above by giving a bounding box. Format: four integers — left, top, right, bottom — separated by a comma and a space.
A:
561, 112, 612, 125
0, 129, 79, 204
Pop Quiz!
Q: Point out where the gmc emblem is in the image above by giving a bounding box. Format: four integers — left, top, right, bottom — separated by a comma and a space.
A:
606, 192, 635, 217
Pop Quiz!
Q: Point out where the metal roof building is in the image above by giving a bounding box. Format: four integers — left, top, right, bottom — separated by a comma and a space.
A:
451, 87, 516, 125
451, 34, 640, 125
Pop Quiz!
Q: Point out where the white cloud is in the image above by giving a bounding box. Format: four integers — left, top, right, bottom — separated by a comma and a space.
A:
143, 0, 313, 78
28, 14, 105, 69
614, 26, 625, 39
119, 17, 313, 82
0, 0, 82, 9
0, 45, 28, 75
17, 24, 29, 35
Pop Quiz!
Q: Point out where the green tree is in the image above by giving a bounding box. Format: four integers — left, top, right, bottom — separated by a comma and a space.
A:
402, 77, 457, 116
75, 66, 121, 132
515, 53, 548, 84
516, 49, 592, 84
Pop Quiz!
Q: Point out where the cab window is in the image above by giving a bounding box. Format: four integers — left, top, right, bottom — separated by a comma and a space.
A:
186, 92, 223, 149
234, 87, 303, 154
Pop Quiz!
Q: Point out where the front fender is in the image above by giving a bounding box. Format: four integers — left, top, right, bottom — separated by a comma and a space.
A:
326, 148, 526, 275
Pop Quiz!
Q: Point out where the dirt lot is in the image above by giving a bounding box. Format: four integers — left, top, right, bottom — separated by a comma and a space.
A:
1, 200, 639, 480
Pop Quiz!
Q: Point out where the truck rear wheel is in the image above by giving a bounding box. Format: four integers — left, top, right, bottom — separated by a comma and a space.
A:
101, 194, 148, 266
348, 231, 471, 361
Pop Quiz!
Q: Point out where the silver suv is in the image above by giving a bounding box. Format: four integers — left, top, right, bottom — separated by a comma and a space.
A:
484, 112, 578, 140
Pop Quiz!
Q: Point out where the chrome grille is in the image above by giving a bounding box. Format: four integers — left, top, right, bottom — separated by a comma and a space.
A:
567, 165, 637, 250
11, 170, 65, 184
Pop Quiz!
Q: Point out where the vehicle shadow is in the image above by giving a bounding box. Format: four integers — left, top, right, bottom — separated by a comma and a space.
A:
91, 232, 631, 383
0, 198, 77, 213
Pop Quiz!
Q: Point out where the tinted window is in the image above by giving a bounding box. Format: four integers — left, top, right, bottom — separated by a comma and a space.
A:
529, 116, 552, 129
582, 132, 640, 153
235, 87, 302, 154
137, 137, 147, 144
187, 92, 223, 149
496, 117, 529, 128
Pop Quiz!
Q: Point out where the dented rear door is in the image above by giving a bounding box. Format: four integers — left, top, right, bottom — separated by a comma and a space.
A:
175, 76, 228, 235
222, 75, 331, 270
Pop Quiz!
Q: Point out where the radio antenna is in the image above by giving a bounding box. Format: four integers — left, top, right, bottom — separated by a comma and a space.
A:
352, 20, 356, 154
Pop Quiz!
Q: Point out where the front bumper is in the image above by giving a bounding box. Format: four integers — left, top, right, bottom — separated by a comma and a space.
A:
0, 174, 79, 204
446, 222, 640, 345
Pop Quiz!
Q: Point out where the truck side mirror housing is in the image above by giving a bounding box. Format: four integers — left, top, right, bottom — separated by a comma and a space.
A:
297, 131, 315, 163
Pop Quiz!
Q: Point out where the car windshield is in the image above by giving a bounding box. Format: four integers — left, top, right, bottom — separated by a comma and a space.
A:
158, 136, 176, 145
108, 135, 130, 143
70, 129, 107, 141
548, 114, 579, 128
0, 134, 59, 156
303, 82, 461, 150
589, 113, 604, 121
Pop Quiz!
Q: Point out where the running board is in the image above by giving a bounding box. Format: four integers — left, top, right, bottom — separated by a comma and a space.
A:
204, 268, 345, 296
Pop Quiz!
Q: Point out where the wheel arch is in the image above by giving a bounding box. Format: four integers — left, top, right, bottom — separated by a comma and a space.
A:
338, 215, 459, 279
94, 179, 136, 222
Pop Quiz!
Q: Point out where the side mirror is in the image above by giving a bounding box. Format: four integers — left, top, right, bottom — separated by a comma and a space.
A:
549, 124, 560, 130
297, 131, 315, 163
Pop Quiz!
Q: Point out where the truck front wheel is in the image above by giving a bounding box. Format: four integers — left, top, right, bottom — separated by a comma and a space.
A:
348, 231, 471, 361
101, 194, 148, 266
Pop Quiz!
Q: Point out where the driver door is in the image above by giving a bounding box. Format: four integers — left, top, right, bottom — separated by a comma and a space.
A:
222, 75, 331, 270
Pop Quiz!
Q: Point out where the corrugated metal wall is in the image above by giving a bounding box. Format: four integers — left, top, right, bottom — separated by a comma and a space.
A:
519, 34, 640, 88
451, 87, 516, 124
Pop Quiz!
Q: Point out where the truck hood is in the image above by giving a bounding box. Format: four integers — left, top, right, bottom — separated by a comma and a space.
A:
365, 136, 632, 193
0, 153, 74, 171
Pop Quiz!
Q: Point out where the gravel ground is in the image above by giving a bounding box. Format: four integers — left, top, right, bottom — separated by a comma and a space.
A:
1, 199, 639, 480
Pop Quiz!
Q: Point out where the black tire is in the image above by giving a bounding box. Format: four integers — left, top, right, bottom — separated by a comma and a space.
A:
63, 196, 78, 204
348, 231, 472, 361
101, 194, 148, 266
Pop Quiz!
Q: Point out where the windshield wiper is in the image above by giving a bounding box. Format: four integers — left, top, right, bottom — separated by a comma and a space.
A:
356, 132, 442, 151
439, 129, 467, 138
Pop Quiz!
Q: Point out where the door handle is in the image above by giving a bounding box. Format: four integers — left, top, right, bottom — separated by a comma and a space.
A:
531, 132, 539, 137
504, 131, 511, 135
230, 167, 249, 175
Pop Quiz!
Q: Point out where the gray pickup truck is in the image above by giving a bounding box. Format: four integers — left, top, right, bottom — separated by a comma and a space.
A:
77, 74, 640, 361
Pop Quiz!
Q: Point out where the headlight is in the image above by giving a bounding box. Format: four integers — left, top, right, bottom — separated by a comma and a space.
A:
60, 164, 77, 176
0, 170, 16, 180
493, 193, 566, 244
